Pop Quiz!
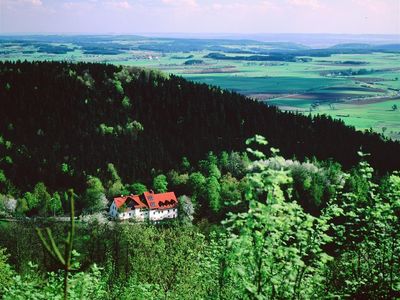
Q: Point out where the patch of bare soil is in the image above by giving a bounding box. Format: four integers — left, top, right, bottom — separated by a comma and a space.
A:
348, 77, 387, 83
344, 96, 400, 105
247, 93, 286, 100
182, 66, 237, 74
249, 92, 354, 101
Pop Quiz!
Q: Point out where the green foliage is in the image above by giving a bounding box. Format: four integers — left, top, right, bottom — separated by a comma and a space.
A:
49, 192, 63, 216
60, 163, 72, 175
121, 96, 131, 109
220, 173, 242, 206
168, 170, 189, 187
153, 174, 168, 193
326, 160, 400, 298
123, 120, 143, 137
84, 176, 107, 213
120, 224, 208, 299
1, 60, 399, 197
113, 79, 124, 94
209, 164, 221, 179
127, 182, 147, 195
99, 121, 143, 137
76, 71, 94, 88
99, 123, 114, 136
0, 247, 14, 297
178, 195, 195, 223
180, 157, 191, 173
36, 190, 76, 300
23, 191, 38, 211
223, 136, 335, 299
206, 176, 221, 213
188, 172, 206, 203
34, 182, 51, 216
3, 263, 107, 300
0, 169, 5, 183
16, 197, 29, 215
106, 163, 125, 197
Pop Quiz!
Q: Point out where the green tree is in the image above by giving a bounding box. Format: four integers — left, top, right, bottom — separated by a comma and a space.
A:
327, 160, 400, 298
121, 225, 207, 300
208, 164, 221, 180
15, 197, 29, 215
113, 79, 124, 94
33, 182, 51, 216
127, 182, 147, 195
106, 163, 125, 197
153, 174, 168, 193
168, 170, 189, 186
85, 176, 107, 213
219, 151, 230, 172
23, 191, 38, 211
224, 137, 335, 299
0, 247, 14, 297
220, 173, 242, 206
180, 157, 191, 173
178, 195, 195, 223
121, 96, 131, 109
188, 172, 206, 196
206, 176, 221, 213
0, 169, 6, 183
49, 192, 63, 216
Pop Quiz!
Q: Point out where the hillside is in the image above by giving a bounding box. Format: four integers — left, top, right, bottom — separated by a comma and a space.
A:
1, 60, 399, 194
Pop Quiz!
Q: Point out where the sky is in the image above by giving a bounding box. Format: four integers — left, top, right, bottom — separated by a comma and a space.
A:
0, 0, 399, 35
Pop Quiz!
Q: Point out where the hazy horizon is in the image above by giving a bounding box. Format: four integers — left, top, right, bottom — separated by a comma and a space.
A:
1, 0, 399, 35
1, 32, 399, 48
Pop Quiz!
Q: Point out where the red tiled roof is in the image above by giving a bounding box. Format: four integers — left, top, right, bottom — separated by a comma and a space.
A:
113, 191, 178, 210
114, 194, 147, 209
143, 191, 178, 210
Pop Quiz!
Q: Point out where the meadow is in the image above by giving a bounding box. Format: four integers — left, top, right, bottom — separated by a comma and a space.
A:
1, 35, 399, 139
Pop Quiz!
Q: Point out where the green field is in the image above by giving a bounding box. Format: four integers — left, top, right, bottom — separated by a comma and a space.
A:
1, 36, 399, 139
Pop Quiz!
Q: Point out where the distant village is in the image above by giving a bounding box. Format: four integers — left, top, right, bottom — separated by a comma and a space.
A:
109, 190, 178, 222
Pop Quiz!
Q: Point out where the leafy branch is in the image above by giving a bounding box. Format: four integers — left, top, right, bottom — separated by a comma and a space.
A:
36, 189, 76, 300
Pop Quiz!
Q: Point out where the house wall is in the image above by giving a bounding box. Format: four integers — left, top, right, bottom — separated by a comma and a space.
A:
117, 209, 135, 220
109, 202, 118, 218
134, 208, 149, 221
149, 208, 178, 221
110, 202, 178, 222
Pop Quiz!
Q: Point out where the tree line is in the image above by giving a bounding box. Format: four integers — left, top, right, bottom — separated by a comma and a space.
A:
1, 60, 399, 199
0, 137, 399, 299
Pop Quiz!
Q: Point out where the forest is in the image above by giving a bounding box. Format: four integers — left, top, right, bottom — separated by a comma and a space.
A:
0, 61, 399, 299
1, 61, 399, 194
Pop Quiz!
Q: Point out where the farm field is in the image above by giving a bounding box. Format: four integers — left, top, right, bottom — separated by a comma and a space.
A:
1, 35, 399, 139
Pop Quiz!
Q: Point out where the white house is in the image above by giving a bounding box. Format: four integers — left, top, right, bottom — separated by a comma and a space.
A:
109, 191, 178, 221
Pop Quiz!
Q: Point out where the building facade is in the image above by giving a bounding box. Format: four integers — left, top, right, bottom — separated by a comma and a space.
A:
109, 191, 178, 221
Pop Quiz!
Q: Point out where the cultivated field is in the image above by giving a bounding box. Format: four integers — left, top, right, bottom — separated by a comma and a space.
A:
1, 36, 399, 139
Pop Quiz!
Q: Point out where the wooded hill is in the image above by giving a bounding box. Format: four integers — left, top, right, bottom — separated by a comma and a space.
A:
1, 60, 399, 194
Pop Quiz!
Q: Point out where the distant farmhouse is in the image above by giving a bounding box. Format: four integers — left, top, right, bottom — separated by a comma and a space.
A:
109, 191, 178, 221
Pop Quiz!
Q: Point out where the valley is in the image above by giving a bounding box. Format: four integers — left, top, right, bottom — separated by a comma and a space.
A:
2, 35, 399, 139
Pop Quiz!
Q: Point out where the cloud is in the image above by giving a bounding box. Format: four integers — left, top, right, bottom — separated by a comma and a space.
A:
161, 0, 198, 8
30, 0, 43, 5
62, 1, 95, 10
287, 0, 321, 10
352, 0, 392, 14
2, 0, 43, 6
107, 1, 132, 9
208, 1, 277, 13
